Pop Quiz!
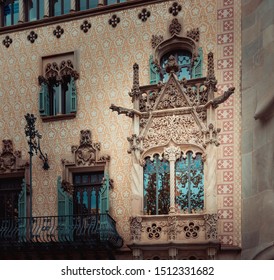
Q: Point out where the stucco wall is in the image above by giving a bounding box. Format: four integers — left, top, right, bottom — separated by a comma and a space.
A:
241, 0, 274, 259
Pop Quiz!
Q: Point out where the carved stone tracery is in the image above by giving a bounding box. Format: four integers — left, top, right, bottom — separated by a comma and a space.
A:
39, 59, 79, 86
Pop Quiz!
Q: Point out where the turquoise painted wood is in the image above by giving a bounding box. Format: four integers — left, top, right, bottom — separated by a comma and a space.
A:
149, 55, 160, 84
18, 179, 27, 241
39, 82, 49, 116
66, 77, 77, 114
100, 170, 109, 214
100, 170, 110, 241
57, 176, 73, 240
192, 47, 203, 78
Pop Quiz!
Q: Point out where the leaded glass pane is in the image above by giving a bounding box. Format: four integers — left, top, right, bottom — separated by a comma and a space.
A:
175, 152, 204, 213
144, 155, 170, 215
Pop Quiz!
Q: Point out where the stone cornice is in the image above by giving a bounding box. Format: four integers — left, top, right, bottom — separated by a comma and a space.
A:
0, 0, 168, 35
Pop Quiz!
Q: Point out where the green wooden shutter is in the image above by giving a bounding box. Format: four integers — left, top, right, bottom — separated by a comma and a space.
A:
66, 77, 77, 114
39, 82, 49, 116
149, 55, 160, 84
192, 47, 203, 78
57, 176, 73, 241
18, 179, 27, 242
100, 171, 109, 214
100, 170, 110, 242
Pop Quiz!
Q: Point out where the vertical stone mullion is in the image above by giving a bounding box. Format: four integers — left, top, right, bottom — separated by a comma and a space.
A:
164, 146, 181, 214
18, 0, 24, 23
44, 0, 49, 17
70, 0, 76, 11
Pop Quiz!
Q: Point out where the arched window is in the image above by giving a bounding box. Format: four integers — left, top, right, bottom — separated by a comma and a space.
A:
143, 155, 170, 215
175, 152, 204, 213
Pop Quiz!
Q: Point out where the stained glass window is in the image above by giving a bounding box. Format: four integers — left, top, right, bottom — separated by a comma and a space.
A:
143, 155, 170, 215
175, 152, 204, 213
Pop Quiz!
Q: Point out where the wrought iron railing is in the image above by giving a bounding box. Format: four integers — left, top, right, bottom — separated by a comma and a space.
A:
0, 214, 123, 248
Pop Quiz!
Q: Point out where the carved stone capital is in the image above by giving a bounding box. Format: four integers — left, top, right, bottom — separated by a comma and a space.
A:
163, 146, 181, 162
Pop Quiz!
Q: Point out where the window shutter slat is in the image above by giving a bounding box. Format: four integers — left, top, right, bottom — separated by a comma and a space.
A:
18, 179, 27, 241
39, 82, 49, 116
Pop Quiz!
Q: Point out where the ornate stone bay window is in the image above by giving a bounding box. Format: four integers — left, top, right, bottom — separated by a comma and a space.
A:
110, 19, 234, 259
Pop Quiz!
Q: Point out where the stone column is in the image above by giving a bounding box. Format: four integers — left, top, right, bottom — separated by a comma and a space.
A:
18, 0, 24, 23
70, 0, 76, 12
164, 146, 181, 214
44, 0, 49, 17
98, 0, 104, 6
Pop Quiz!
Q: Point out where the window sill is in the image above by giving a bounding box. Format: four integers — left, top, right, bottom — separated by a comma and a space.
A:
41, 113, 76, 122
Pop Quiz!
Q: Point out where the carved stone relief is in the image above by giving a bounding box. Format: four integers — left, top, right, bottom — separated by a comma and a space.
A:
0, 140, 24, 173
204, 214, 218, 240
143, 115, 204, 150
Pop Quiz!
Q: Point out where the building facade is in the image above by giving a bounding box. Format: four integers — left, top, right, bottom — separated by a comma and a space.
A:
0, 0, 272, 260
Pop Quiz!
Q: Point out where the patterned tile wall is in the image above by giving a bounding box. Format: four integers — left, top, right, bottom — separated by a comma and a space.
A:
0, 0, 241, 246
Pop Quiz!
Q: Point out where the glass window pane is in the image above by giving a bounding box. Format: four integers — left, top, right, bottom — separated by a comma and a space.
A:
29, 0, 44, 21
13, 1, 19, 24
89, 0, 98, 9
54, 0, 62, 16
175, 152, 204, 213
64, 1, 70, 14
144, 155, 170, 215
4, 5, 12, 26
107, 0, 117, 5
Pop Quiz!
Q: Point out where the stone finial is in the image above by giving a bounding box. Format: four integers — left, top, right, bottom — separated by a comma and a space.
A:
169, 18, 182, 36
205, 52, 218, 99
129, 63, 141, 101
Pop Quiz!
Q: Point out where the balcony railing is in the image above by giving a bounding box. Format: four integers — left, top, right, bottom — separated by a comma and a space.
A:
0, 214, 123, 248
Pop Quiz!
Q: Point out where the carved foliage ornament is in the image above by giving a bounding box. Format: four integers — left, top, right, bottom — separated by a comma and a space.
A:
0, 140, 22, 173
71, 130, 110, 166
41, 60, 79, 84
169, 18, 182, 36
151, 35, 164, 49
130, 216, 142, 241
143, 115, 204, 150
204, 214, 218, 240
